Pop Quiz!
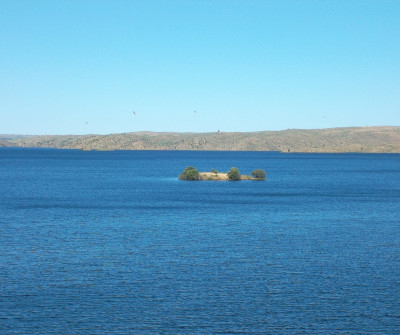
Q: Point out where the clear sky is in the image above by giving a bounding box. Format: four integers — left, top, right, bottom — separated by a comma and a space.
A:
1, 0, 399, 135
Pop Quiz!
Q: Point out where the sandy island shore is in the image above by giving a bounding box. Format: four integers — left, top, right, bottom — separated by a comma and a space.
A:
199, 172, 256, 181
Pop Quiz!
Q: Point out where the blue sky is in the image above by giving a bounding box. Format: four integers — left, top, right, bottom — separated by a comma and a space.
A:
1, 0, 399, 135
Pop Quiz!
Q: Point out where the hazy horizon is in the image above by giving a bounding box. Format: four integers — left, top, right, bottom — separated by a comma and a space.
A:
1, 125, 399, 137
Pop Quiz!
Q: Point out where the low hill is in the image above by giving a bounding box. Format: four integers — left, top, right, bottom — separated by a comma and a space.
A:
2, 126, 400, 153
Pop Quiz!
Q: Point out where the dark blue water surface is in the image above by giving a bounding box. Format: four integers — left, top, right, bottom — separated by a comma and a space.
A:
1, 148, 399, 334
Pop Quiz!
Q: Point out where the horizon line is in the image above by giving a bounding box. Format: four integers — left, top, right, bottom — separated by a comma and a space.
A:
1, 125, 399, 137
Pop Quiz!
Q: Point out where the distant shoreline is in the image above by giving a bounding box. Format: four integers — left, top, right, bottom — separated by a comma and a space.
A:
1, 126, 400, 153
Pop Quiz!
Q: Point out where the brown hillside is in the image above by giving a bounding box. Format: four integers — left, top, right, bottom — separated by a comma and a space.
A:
3, 126, 400, 153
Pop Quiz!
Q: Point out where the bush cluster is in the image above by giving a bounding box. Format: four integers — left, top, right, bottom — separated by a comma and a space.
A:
179, 166, 200, 181
251, 169, 266, 180
178, 166, 266, 181
227, 167, 241, 181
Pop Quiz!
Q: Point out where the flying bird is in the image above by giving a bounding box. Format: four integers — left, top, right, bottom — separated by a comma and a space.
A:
132, 110, 136, 115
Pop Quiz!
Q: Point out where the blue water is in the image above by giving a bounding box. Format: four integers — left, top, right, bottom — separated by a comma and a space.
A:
1, 148, 399, 334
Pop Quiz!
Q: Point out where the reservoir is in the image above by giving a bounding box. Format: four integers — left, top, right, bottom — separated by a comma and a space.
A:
1, 148, 399, 334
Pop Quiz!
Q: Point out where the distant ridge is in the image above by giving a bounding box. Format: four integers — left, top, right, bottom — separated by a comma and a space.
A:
1, 127, 400, 153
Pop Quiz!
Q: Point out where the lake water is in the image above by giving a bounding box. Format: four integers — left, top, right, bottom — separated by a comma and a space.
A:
0, 148, 399, 334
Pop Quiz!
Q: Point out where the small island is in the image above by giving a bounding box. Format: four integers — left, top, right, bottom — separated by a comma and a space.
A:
179, 166, 266, 181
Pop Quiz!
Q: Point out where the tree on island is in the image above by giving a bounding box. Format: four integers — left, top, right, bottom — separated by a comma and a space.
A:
179, 166, 200, 180
227, 167, 241, 181
251, 169, 266, 180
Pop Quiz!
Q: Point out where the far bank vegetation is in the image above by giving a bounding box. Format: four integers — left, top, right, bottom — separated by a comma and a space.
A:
179, 167, 266, 181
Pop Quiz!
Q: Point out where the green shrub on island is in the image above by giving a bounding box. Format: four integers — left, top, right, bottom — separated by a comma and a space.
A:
211, 169, 218, 174
227, 167, 241, 181
251, 169, 266, 180
179, 166, 200, 180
